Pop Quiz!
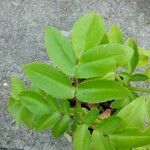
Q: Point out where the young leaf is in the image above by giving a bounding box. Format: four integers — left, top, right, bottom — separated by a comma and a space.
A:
117, 97, 147, 129
73, 124, 91, 150
75, 44, 134, 78
129, 73, 149, 81
108, 24, 123, 44
109, 127, 150, 148
19, 91, 50, 115
45, 26, 76, 75
71, 13, 105, 58
23, 62, 74, 99
84, 108, 99, 125
36, 112, 61, 131
126, 38, 139, 73
97, 116, 122, 135
11, 75, 26, 100
91, 129, 115, 150
8, 97, 24, 124
76, 79, 131, 103
46, 95, 60, 112
52, 115, 70, 137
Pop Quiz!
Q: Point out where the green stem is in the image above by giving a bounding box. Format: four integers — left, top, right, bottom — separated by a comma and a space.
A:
130, 86, 150, 93
74, 78, 82, 110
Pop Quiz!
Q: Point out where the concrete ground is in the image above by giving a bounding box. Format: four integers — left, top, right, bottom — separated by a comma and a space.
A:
0, 0, 150, 149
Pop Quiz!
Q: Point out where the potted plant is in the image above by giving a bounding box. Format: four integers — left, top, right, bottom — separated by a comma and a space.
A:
8, 13, 150, 150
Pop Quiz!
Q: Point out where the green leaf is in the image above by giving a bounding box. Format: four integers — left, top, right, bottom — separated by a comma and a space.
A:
21, 107, 40, 129
97, 116, 122, 135
46, 95, 60, 112
108, 24, 123, 44
110, 98, 131, 109
126, 38, 139, 73
11, 75, 26, 100
144, 96, 150, 125
30, 84, 46, 97
101, 72, 115, 80
61, 99, 70, 115
84, 108, 99, 125
109, 127, 150, 148
139, 48, 150, 57
36, 112, 61, 131
45, 26, 76, 75
52, 115, 70, 137
8, 97, 24, 124
91, 129, 115, 150
145, 67, 150, 77
130, 73, 149, 81
76, 79, 131, 103
71, 13, 105, 58
23, 62, 74, 99
99, 33, 109, 44
138, 48, 149, 67
117, 97, 147, 129
73, 124, 91, 150
19, 91, 50, 115
75, 44, 134, 78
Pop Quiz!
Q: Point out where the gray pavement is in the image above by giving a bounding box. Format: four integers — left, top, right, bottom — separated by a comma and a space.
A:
0, 0, 150, 149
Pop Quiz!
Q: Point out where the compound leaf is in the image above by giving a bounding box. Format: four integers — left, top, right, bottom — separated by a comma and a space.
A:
52, 115, 70, 137
129, 73, 149, 81
73, 124, 91, 150
8, 97, 24, 124
23, 62, 74, 99
21, 107, 40, 129
19, 91, 50, 115
75, 44, 133, 78
71, 13, 105, 58
117, 97, 147, 129
76, 79, 131, 103
97, 116, 122, 135
108, 24, 123, 44
109, 127, 150, 148
126, 38, 139, 74
91, 129, 115, 150
84, 108, 99, 125
45, 26, 76, 75
11, 75, 26, 100
61, 99, 70, 115
36, 112, 61, 131
46, 95, 60, 112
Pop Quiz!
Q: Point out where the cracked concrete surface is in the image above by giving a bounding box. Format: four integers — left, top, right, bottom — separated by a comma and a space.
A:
0, 0, 150, 149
